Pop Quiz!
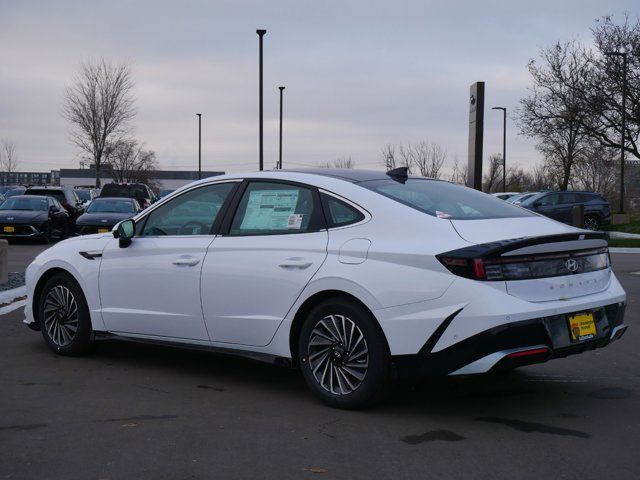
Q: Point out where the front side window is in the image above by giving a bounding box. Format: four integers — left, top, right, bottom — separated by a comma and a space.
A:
360, 179, 535, 220
230, 182, 321, 235
140, 183, 234, 236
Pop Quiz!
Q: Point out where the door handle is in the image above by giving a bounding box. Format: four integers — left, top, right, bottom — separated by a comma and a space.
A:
278, 258, 313, 269
172, 256, 200, 267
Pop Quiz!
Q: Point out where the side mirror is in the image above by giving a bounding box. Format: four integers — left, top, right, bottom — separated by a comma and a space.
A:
114, 219, 135, 248
49, 205, 57, 213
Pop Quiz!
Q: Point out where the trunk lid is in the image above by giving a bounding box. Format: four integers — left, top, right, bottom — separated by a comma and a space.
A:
443, 219, 611, 302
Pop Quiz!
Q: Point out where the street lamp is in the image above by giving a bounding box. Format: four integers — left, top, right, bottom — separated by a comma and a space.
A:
492, 107, 507, 192
256, 29, 267, 171
604, 50, 628, 213
278, 86, 285, 169
196, 113, 202, 180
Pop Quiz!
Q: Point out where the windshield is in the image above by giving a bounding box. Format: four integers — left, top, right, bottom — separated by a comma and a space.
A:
360, 178, 536, 220
519, 192, 547, 207
101, 184, 149, 199
87, 199, 136, 213
0, 197, 48, 211
5, 188, 26, 198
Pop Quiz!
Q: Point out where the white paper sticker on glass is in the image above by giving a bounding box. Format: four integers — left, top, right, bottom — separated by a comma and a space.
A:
240, 189, 300, 230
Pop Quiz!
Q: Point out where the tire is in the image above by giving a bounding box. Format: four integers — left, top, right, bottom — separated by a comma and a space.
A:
298, 298, 390, 409
38, 273, 93, 356
584, 215, 601, 231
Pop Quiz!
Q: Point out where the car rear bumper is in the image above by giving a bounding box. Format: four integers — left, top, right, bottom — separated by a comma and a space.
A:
392, 302, 627, 378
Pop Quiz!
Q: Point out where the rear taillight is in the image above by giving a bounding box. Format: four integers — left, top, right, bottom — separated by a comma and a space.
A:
438, 248, 609, 281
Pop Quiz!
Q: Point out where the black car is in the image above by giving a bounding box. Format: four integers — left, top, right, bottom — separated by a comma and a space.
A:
520, 191, 611, 230
75, 197, 141, 235
24, 186, 85, 225
0, 195, 70, 243
99, 183, 156, 209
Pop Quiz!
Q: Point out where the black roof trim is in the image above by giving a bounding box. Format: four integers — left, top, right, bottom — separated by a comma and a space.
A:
279, 168, 392, 183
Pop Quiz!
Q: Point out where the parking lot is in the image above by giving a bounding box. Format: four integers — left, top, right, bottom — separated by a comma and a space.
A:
1, 243, 638, 480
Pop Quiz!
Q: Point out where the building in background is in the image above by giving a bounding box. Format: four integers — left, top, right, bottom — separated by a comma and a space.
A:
0, 171, 58, 186
58, 169, 225, 190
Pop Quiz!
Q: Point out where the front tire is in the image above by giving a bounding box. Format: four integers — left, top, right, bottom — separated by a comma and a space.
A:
38, 273, 92, 356
298, 298, 389, 409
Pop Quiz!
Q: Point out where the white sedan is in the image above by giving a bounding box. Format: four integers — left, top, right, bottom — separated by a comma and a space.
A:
23, 168, 627, 408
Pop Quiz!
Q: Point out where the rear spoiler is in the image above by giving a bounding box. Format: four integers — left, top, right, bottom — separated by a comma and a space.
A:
438, 231, 609, 260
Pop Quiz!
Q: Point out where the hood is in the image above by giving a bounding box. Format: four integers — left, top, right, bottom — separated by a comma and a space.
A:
450, 216, 577, 244
0, 210, 47, 223
76, 212, 132, 225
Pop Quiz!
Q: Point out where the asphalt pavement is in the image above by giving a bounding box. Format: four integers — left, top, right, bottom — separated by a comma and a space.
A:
0, 246, 638, 480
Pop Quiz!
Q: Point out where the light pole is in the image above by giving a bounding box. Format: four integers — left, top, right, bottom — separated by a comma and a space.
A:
196, 113, 202, 180
605, 50, 628, 213
256, 29, 267, 171
492, 106, 507, 192
278, 86, 285, 169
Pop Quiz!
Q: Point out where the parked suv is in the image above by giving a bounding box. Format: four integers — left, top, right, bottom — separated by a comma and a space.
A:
99, 183, 155, 209
25, 186, 85, 225
520, 191, 611, 230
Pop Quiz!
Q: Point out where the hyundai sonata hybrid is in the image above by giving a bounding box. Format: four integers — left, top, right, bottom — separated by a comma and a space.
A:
23, 168, 627, 408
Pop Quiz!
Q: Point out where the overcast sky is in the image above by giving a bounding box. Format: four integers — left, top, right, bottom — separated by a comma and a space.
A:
0, 0, 637, 175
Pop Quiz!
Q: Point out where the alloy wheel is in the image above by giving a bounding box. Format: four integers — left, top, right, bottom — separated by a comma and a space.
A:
43, 285, 79, 347
307, 314, 369, 395
584, 216, 599, 231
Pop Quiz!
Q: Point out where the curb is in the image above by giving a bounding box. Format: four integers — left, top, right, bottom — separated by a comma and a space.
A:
609, 247, 640, 254
0, 285, 26, 306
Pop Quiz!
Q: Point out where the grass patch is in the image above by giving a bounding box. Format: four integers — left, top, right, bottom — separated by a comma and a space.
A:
602, 220, 640, 234
608, 238, 640, 248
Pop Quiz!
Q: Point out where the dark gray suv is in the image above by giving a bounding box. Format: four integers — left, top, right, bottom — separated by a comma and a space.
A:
520, 191, 611, 230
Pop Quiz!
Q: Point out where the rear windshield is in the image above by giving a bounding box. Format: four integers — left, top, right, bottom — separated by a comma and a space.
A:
360, 178, 535, 220
101, 184, 149, 199
26, 189, 66, 204
87, 199, 136, 213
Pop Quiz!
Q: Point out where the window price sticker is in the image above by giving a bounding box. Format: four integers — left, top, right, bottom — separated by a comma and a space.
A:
287, 214, 304, 229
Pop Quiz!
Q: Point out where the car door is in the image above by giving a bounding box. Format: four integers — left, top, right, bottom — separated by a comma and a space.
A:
99, 181, 239, 340
201, 180, 329, 346
48, 198, 65, 232
558, 192, 581, 223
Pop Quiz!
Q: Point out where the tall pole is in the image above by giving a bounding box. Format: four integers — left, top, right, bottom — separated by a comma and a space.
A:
278, 86, 285, 169
605, 51, 628, 213
620, 53, 627, 213
492, 107, 507, 192
257, 29, 267, 171
196, 113, 202, 180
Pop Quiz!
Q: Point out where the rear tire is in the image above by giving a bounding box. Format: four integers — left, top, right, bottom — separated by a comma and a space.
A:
584, 215, 601, 231
38, 273, 92, 356
298, 298, 390, 409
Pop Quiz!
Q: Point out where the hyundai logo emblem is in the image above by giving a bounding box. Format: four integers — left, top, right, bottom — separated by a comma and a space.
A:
564, 258, 579, 273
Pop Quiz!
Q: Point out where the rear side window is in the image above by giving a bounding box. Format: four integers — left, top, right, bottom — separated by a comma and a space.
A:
360, 179, 535, 220
230, 182, 322, 235
321, 193, 365, 228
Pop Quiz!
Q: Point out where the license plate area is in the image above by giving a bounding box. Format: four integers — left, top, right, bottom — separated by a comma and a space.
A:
98, 228, 109, 233
568, 312, 597, 342
3, 226, 15, 233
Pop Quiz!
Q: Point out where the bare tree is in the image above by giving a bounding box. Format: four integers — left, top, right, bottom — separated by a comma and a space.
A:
105, 139, 158, 187
572, 142, 618, 195
414, 141, 447, 178
483, 154, 503, 192
448, 156, 468, 185
318, 156, 355, 169
63, 59, 135, 187
381, 144, 396, 170
0, 140, 18, 173
518, 40, 592, 190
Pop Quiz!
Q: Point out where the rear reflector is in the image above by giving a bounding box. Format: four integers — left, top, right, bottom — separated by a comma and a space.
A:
505, 347, 550, 359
